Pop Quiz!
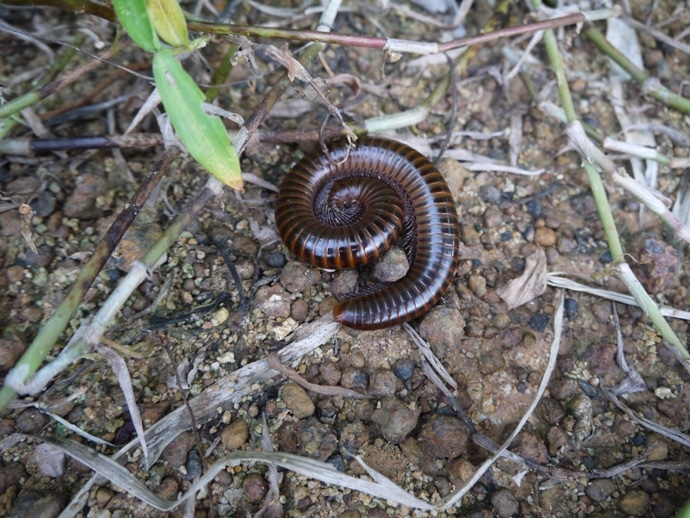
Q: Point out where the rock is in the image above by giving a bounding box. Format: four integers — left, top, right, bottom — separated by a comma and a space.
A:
417, 415, 468, 459
0, 336, 25, 373
338, 421, 370, 458
63, 172, 106, 219
279, 418, 337, 460
477, 348, 505, 375
419, 307, 465, 358
538, 398, 566, 425
254, 284, 291, 318
15, 408, 47, 434
331, 270, 358, 296
340, 367, 369, 390
290, 299, 309, 322
468, 274, 487, 297
369, 368, 400, 398
528, 314, 550, 332
184, 449, 203, 480
161, 432, 194, 466
374, 247, 408, 282
514, 429, 549, 464
95, 487, 114, 508
318, 361, 341, 386
618, 488, 650, 516
221, 419, 249, 450
282, 383, 315, 419
154, 477, 179, 501
0, 461, 26, 494
10, 489, 64, 518
628, 233, 680, 294
546, 425, 568, 456
34, 444, 65, 478
585, 479, 615, 502
447, 457, 476, 485
534, 227, 557, 247
266, 251, 286, 268
371, 399, 420, 444
491, 488, 520, 518
280, 261, 317, 293
243, 473, 268, 502
392, 358, 415, 381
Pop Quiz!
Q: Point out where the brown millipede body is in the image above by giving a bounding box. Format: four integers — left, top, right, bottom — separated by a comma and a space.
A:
275, 136, 460, 330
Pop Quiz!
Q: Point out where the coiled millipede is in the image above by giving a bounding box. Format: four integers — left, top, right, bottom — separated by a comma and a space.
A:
275, 137, 460, 330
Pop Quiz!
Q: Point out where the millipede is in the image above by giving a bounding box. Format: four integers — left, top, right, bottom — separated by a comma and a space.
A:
275, 136, 460, 330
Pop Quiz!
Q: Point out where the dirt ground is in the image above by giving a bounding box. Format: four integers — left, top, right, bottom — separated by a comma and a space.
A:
1, 1, 690, 517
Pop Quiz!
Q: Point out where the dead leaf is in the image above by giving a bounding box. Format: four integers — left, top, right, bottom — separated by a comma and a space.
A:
496, 248, 547, 309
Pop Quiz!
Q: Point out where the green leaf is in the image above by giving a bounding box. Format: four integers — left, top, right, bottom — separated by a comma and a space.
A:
112, 0, 160, 52
146, 0, 189, 48
153, 51, 242, 190
679, 499, 690, 518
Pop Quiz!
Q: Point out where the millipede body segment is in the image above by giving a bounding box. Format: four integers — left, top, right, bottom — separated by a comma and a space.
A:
275, 136, 460, 330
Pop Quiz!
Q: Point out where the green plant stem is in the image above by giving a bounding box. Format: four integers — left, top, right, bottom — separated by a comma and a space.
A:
538, 10, 689, 367
542, 29, 624, 261
583, 26, 690, 115
204, 43, 238, 103
0, 149, 177, 412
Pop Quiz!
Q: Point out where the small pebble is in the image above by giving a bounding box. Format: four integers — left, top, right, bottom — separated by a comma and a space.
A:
546, 426, 568, 455
419, 307, 465, 358
95, 487, 114, 508
63, 172, 106, 219
491, 488, 519, 518
509, 257, 526, 276
349, 350, 366, 369
34, 443, 65, 478
10, 489, 65, 518
0, 461, 26, 494
184, 449, 203, 480
478, 184, 502, 204
537, 398, 565, 425
392, 358, 415, 381
318, 361, 342, 386
528, 314, 550, 332
243, 473, 268, 502
514, 430, 549, 464
331, 269, 358, 296
280, 261, 317, 293
16, 408, 48, 434
417, 415, 468, 459
564, 298, 578, 320
266, 251, 286, 268
254, 284, 291, 318
467, 274, 487, 297
371, 398, 420, 444
369, 368, 400, 398
585, 479, 615, 502
477, 349, 505, 375
447, 457, 475, 484
0, 337, 26, 372
618, 488, 650, 516
526, 199, 542, 219
339, 421, 370, 457
290, 299, 309, 322
340, 367, 369, 390
374, 247, 409, 282
282, 383, 315, 419
221, 419, 249, 450
154, 477, 179, 500
534, 227, 557, 247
